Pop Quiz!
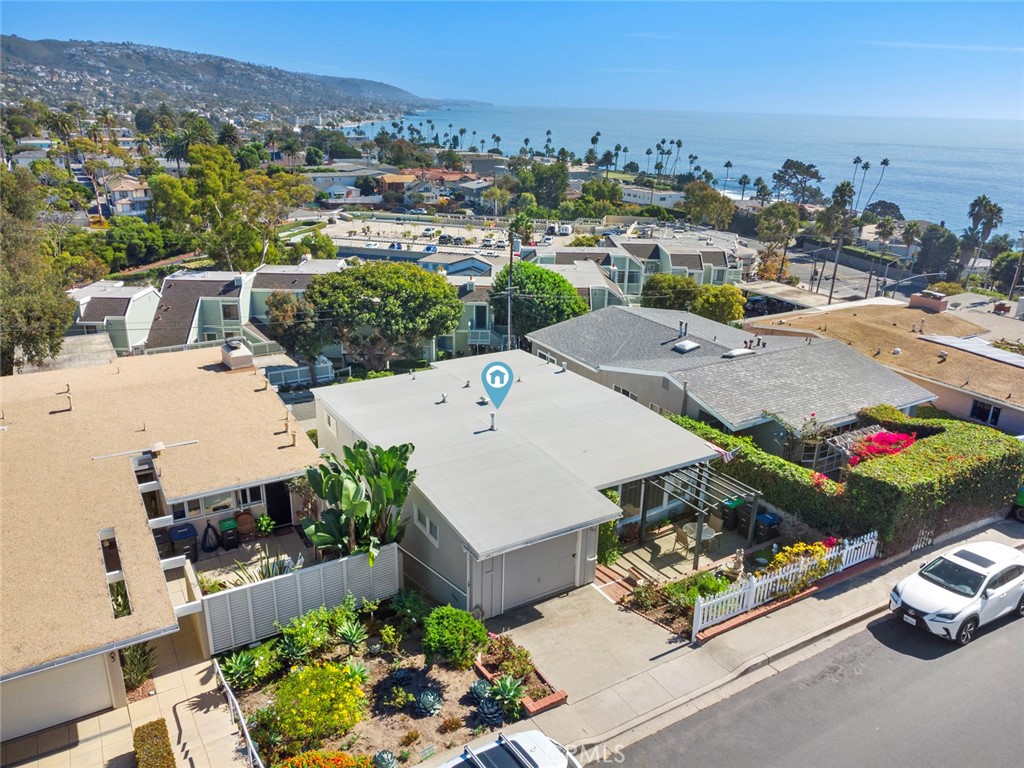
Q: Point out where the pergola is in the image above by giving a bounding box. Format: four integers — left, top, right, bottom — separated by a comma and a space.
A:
645, 463, 762, 570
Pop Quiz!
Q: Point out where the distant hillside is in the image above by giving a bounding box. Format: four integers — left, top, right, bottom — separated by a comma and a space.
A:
0, 35, 461, 119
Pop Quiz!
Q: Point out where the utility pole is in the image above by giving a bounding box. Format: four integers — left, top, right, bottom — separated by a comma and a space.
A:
507, 226, 514, 350
1008, 229, 1024, 303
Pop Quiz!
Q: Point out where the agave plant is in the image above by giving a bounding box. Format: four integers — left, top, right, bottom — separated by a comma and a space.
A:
277, 634, 309, 666
476, 697, 504, 727
489, 675, 525, 720
391, 666, 412, 685
468, 678, 492, 704
415, 689, 442, 717
345, 659, 371, 685
374, 750, 399, 768
230, 545, 296, 586
337, 617, 369, 653
220, 649, 257, 688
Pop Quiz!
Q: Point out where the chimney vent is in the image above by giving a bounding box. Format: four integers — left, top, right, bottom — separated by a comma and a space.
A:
67, 394, 74, 411
464, 380, 471, 388
490, 412, 496, 431
441, 393, 447, 403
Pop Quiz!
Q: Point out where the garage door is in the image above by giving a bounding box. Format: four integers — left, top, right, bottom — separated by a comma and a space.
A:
502, 532, 577, 612
0, 654, 114, 741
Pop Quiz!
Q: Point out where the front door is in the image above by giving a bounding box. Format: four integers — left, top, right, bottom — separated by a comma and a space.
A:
264, 481, 293, 529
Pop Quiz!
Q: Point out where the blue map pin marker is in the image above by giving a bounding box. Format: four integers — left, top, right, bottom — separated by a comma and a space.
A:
481, 362, 514, 409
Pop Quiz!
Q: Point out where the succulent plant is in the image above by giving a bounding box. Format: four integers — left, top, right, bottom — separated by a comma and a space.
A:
415, 689, 442, 717
476, 697, 504, 727
337, 617, 369, 652
469, 679, 492, 704
391, 667, 413, 685
277, 635, 309, 666
344, 659, 371, 685
489, 675, 525, 721
374, 750, 399, 768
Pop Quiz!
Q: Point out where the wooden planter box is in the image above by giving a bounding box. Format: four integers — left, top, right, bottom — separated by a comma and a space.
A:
474, 659, 568, 715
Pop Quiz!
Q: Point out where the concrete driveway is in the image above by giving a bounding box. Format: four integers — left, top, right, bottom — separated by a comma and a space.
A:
487, 585, 682, 701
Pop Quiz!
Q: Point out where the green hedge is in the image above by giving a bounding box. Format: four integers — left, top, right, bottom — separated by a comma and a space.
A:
849, 406, 1024, 550
664, 415, 848, 532
133, 718, 176, 768
666, 408, 1024, 553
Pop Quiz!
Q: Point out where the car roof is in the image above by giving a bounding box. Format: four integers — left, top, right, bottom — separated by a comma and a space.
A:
943, 541, 1023, 573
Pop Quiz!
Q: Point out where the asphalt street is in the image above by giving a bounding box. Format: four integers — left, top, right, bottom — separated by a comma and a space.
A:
620, 612, 1024, 768
786, 249, 930, 301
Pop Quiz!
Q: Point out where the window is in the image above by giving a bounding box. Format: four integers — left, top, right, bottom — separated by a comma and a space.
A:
414, 505, 439, 546
325, 411, 337, 435
172, 498, 202, 519
239, 485, 263, 507
970, 400, 1001, 426
202, 492, 235, 514
649, 403, 665, 415
613, 385, 638, 402
222, 303, 239, 321
988, 565, 1024, 591
713, 269, 725, 283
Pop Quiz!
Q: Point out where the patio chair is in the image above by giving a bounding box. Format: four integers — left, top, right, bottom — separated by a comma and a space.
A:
707, 516, 724, 555
672, 526, 694, 555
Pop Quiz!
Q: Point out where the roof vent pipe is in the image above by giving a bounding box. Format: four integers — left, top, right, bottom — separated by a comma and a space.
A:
290, 430, 297, 447
490, 412, 496, 431
441, 393, 447, 403
67, 394, 74, 411
919, 319, 925, 333
560, 361, 567, 372
464, 380, 471, 388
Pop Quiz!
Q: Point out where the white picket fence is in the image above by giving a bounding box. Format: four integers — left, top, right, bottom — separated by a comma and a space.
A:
202, 543, 399, 654
691, 531, 879, 642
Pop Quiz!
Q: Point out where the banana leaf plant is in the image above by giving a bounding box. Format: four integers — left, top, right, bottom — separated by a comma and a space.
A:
301, 442, 417, 566
301, 455, 371, 558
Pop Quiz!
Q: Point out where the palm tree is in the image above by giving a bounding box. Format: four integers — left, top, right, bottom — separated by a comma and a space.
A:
901, 220, 921, 269
967, 196, 1003, 269
672, 139, 683, 176
96, 108, 116, 141
645, 147, 653, 175
621, 146, 629, 169
876, 215, 896, 256
959, 225, 982, 266
723, 160, 733, 190
832, 180, 855, 211
851, 155, 862, 195
613, 143, 622, 171
855, 161, 870, 212
217, 123, 242, 151
459, 127, 467, 148
280, 136, 303, 166
86, 123, 104, 145
738, 174, 751, 200
163, 133, 190, 172
688, 154, 698, 173
863, 158, 889, 211
471, 129, 477, 147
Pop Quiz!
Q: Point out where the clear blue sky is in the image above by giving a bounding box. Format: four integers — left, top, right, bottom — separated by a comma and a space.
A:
3, 1, 1022, 120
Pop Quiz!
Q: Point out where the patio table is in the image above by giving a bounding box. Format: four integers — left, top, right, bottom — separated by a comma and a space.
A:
681, 523, 717, 543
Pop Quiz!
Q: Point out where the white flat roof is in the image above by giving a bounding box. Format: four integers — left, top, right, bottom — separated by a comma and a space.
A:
315, 351, 715, 558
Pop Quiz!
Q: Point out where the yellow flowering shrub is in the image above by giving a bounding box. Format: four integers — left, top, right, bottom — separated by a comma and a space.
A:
274, 662, 366, 751
760, 541, 841, 596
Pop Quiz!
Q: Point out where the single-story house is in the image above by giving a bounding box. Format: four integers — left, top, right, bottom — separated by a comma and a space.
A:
313, 350, 718, 617
528, 306, 936, 471
749, 295, 1024, 436
0, 348, 319, 741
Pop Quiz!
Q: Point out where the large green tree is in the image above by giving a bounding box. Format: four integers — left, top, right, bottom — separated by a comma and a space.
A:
242, 172, 316, 266
265, 291, 333, 383
489, 260, 588, 339
682, 181, 736, 230
771, 159, 825, 204
756, 202, 800, 281
640, 273, 701, 310
690, 284, 745, 324
0, 166, 77, 375
989, 250, 1023, 293
915, 225, 959, 276
305, 262, 462, 370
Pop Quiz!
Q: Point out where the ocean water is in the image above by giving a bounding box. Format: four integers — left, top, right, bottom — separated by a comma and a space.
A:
366, 106, 1023, 238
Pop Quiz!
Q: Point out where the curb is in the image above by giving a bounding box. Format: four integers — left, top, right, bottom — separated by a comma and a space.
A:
569, 600, 888, 752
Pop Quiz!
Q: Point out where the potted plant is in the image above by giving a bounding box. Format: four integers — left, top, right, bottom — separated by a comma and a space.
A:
255, 514, 275, 538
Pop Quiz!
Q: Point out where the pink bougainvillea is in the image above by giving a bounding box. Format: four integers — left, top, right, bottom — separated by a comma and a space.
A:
849, 431, 916, 466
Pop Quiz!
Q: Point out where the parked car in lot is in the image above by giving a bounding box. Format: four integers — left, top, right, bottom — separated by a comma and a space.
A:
387, 242, 403, 250
453, 236, 466, 246
364, 242, 380, 248
482, 236, 495, 247
410, 208, 428, 215
438, 731, 581, 768
495, 239, 507, 249
889, 541, 1024, 645
421, 227, 436, 237
423, 245, 438, 254
438, 234, 453, 245
541, 235, 554, 245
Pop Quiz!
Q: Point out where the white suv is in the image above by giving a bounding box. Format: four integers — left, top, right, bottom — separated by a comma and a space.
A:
438, 731, 581, 768
889, 541, 1024, 645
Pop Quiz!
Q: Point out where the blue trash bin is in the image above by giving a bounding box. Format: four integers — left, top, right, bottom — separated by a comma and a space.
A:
755, 512, 782, 544
169, 523, 199, 562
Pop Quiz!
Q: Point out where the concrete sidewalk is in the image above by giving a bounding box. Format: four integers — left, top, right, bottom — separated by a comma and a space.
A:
527, 518, 1024, 753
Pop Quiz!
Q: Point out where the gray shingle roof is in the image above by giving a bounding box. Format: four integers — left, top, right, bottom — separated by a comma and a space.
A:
669, 252, 703, 270
80, 297, 131, 322
146, 278, 241, 349
675, 340, 936, 431
621, 242, 663, 261
252, 273, 317, 290
527, 305, 778, 372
